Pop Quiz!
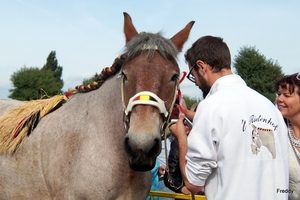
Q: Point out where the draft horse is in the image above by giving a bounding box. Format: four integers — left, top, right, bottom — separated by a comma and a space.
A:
0, 13, 194, 199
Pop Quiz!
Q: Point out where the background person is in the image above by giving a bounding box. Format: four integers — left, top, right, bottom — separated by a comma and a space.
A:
170, 35, 289, 200
275, 72, 300, 200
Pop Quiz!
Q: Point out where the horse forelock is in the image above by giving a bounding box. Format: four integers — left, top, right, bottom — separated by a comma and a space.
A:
123, 32, 179, 61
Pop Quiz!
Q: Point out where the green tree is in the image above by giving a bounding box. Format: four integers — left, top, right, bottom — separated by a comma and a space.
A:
183, 95, 201, 109
9, 51, 64, 100
233, 46, 283, 103
42, 51, 64, 92
9, 66, 62, 100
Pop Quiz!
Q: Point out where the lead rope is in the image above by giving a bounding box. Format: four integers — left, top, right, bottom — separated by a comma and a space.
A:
163, 93, 184, 192
164, 123, 196, 198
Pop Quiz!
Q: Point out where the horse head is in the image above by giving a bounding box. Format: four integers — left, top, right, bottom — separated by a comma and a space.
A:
121, 12, 194, 171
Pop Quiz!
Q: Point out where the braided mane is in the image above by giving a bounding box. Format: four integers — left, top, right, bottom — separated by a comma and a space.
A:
69, 54, 127, 94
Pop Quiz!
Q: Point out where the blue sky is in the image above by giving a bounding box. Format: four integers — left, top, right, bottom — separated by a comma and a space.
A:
1, 0, 299, 99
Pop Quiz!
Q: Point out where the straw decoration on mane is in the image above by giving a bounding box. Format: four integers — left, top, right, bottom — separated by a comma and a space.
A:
0, 54, 127, 154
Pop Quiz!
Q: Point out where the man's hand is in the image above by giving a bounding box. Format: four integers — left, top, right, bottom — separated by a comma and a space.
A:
176, 99, 196, 122
181, 186, 191, 195
159, 165, 166, 176
169, 113, 187, 140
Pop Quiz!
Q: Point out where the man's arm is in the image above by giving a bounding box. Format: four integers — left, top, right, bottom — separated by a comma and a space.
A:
170, 114, 204, 194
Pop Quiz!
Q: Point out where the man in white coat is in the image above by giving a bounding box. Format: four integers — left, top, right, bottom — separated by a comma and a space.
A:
170, 35, 289, 200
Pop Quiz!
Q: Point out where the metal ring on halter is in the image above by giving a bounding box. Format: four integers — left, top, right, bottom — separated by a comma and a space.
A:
123, 113, 130, 133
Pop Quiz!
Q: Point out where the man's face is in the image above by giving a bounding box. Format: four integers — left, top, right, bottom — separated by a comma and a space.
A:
189, 64, 210, 97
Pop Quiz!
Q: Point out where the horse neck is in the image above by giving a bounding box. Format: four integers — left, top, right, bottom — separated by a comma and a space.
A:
95, 73, 123, 110
80, 73, 124, 129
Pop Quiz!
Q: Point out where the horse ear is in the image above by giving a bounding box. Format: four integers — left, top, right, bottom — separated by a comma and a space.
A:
123, 12, 139, 43
170, 21, 195, 52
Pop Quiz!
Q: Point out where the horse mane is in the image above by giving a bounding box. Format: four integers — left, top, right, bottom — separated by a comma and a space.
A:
71, 54, 126, 93
0, 55, 126, 154
124, 32, 179, 61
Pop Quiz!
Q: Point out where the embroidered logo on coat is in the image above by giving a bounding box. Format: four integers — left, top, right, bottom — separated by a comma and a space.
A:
251, 124, 276, 159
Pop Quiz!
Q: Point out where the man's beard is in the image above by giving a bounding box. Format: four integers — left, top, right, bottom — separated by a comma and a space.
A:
198, 74, 210, 98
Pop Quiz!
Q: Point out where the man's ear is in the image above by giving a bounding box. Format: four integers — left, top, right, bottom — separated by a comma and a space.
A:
196, 60, 207, 72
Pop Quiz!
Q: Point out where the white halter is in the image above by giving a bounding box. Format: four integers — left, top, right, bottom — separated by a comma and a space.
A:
124, 91, 168, 117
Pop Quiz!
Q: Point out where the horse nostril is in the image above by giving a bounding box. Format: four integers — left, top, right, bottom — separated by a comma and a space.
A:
124, 134, 162, 171
147, 138, 160, 157
124, 135, 161, 158
124, 136, 132, 155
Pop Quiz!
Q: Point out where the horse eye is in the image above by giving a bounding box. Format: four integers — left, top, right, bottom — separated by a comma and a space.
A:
171, 74, 179, 82
122, 71, 128, 81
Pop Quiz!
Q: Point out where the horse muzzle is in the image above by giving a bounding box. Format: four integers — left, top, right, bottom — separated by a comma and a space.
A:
121, 89, 177, 171
124, 131, 161, 171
